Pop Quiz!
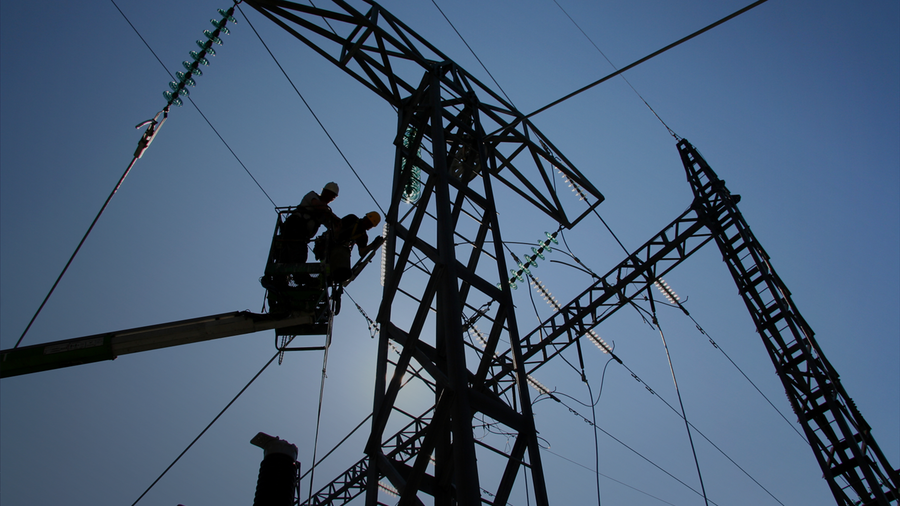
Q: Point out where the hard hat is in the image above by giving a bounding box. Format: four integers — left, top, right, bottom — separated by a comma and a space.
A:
323, 182, 339, 196
365, 211, 381, 228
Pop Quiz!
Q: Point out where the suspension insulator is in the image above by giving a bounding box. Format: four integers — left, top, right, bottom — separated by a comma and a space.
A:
162, 6, 235, 108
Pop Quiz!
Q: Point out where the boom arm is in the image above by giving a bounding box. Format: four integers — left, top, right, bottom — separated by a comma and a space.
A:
0, 311, 318, 378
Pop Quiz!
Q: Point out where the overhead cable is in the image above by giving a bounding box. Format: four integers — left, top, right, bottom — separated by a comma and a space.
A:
551, 0, 676, 137
12, 118, 163, 349
648, 291, 711, 506
542, 447, 679, 506
297, 413, 373, 483
307, 319, 333, 503
585, 366, 607, 504
653, 281, 810, 446
131, 344, 286, 506
537, 387, 721, 505
238, 4, 385, 216
527, 0, 771, 119
430, 0, 517, 108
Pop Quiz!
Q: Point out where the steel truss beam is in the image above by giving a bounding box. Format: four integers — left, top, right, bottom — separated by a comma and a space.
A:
485, 204, 715, 395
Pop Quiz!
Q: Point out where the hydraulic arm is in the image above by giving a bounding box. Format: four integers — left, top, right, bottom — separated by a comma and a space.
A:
0, 311, 319, 378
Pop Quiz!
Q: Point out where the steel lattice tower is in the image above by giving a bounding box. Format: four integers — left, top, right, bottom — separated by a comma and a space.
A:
244, 1, 899, 504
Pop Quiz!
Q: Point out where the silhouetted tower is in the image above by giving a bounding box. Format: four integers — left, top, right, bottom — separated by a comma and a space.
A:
244, 1, 899, 504
678, 139, 899, 505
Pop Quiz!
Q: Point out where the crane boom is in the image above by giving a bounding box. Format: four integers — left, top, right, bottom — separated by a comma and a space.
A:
0, 311, 319, 378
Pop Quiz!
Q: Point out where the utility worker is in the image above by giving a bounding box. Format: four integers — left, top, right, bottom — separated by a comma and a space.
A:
281, 182, 340, 265
317, 211, 381, 284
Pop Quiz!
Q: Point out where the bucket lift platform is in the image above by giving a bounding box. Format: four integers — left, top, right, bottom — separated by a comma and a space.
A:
260, 208, 336, 341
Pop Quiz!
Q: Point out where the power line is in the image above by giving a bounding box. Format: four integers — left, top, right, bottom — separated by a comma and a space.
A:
297, 413, 373, 483
541, 447, 679, 506
306, 327, 331, 503
536, 387, 721, 505
13, 142, 151, 348
551, 0, 676, 137
648, 292, 711, 506
131, 345, 285, 506
651, 284, 809, 445
430, 0, 517, 108
635, 292, 790, 505
585, 366, 607, 504
527, 0, 771, 119
238, 4, 385, 216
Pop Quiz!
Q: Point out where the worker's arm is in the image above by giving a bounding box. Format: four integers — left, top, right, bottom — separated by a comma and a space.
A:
358, 235, 384, 257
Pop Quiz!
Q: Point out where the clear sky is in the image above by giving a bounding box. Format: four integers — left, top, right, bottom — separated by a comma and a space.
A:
1, 0, 897, 505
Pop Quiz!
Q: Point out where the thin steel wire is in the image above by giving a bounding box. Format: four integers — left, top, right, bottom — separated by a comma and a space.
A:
551, 0, 677, 137
527, 0, 771, 119
650, 295, 711, 506
131, 346, 285, 506
430, 0, 517, 108
14, 152, 142, 348
238, 3, 385, 216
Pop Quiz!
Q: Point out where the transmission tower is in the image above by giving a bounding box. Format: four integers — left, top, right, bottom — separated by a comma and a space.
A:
244, 1, 899, 504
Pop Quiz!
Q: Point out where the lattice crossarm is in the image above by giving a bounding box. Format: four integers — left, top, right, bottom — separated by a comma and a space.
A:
480, 206, 713, 396
299, 457, 369, 506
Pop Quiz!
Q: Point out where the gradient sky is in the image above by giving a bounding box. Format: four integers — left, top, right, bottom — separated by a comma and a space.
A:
1, 0, 898, 505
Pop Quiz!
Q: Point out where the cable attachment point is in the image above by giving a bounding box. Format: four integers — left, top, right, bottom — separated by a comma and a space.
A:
654, 278, 690, 316
133, 108, 168, 159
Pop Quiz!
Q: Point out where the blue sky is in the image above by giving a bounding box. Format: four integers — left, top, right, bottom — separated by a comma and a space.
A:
1, 0, 897, 505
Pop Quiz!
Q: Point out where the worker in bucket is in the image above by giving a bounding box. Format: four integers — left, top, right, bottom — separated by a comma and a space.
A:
281, 181, 340, 266
315, 211, 381, 285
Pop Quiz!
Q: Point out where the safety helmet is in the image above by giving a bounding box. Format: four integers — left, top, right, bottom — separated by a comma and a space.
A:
365, 211, 381, 228
323, 181, 339, 196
